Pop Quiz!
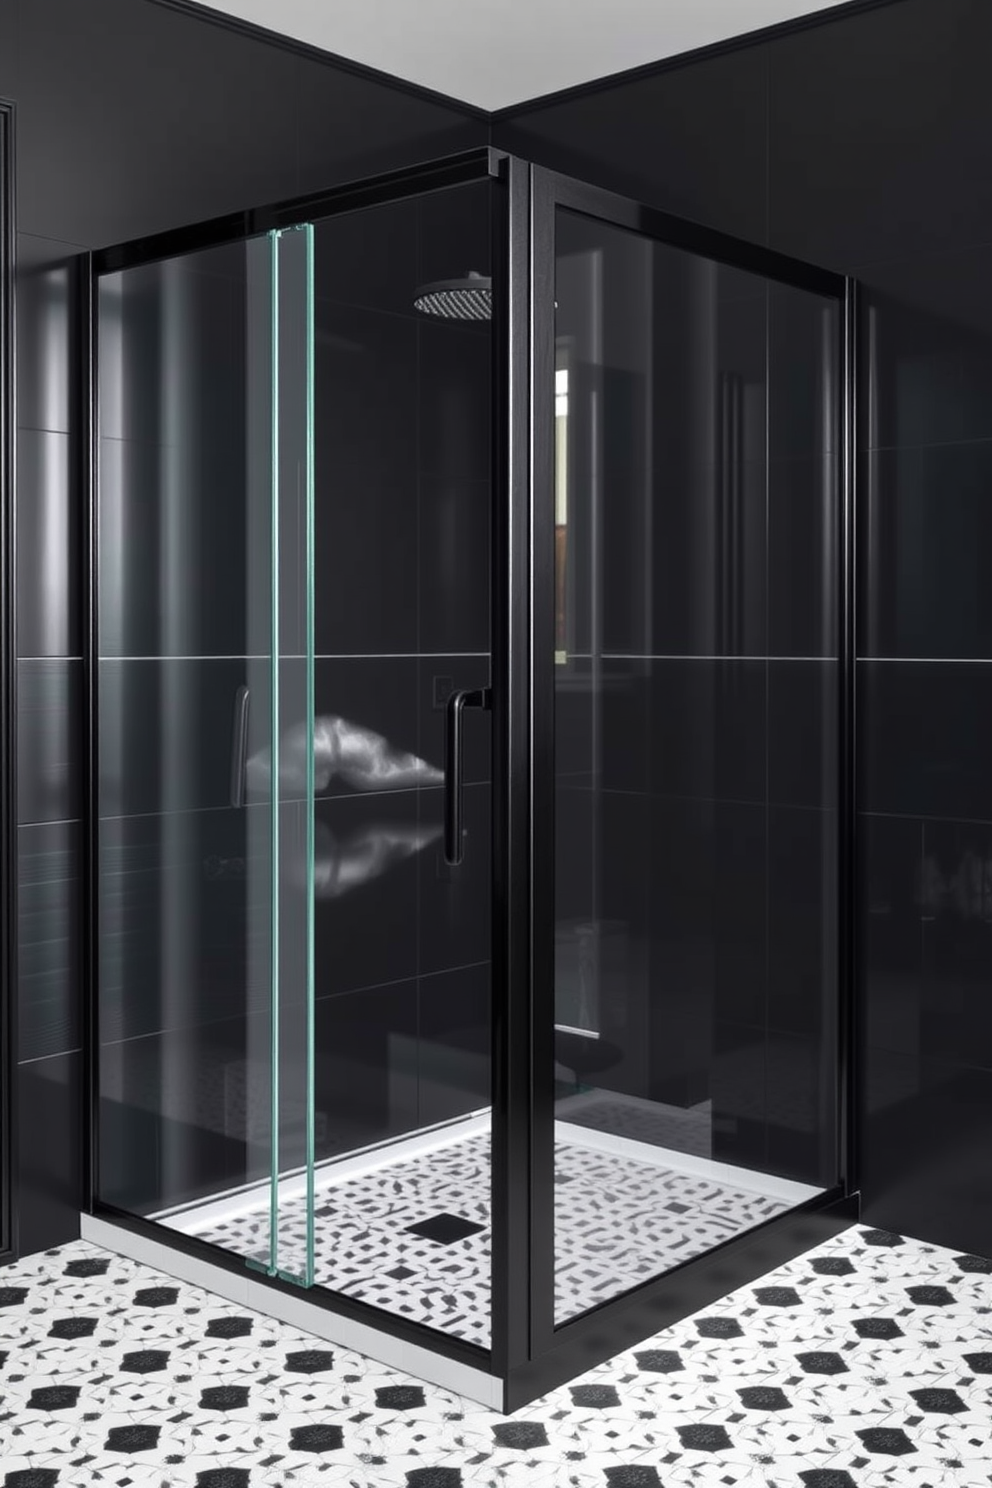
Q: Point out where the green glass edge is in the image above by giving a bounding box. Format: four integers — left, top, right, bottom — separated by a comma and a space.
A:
304, 220, 316, 1290
268, 226, 281, 1280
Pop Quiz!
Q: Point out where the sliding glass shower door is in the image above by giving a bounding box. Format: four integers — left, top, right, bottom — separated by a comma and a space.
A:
95, 162, 498, 1346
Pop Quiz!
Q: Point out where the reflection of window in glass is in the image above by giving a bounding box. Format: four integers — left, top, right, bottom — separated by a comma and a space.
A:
554, 358, 569, 664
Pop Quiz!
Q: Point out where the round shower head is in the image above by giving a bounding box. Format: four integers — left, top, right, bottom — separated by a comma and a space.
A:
414, 269, 491, 322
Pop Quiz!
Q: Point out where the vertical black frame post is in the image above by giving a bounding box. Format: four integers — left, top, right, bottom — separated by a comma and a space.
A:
0, 101, 16, 1264
489, 153, 533, 1389
839, 278, 859, 1195
80, 250, 97, 1220
527, 165, 557, 1358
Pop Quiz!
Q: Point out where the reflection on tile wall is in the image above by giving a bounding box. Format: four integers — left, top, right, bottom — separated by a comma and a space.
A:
91, 181, 494, 1216
7, 0, 485, 1254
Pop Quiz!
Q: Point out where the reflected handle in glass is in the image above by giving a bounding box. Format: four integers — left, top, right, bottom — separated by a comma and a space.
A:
443, 686, 491, 866
229, 684, 250, 808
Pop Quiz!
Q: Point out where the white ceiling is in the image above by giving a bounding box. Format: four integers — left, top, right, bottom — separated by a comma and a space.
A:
195, 0, 852, 112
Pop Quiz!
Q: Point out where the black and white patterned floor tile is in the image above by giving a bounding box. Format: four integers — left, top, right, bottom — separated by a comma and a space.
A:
2, 1223, 992, 1485
186, 1133, 788, 1343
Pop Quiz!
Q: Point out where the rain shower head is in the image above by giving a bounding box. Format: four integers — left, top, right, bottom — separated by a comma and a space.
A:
414, 269, 491, 322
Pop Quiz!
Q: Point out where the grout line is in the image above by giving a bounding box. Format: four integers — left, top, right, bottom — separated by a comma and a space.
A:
599, 654, 837, 662
95, 959, 492, 1051
91, 653, 492, 662
18, 1048, 83, 1066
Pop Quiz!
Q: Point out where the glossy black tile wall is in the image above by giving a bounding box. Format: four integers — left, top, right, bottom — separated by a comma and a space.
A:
494, 44, 769, 244
4, 0, 484, 1256
766, 0, 992, 268
500, 0, 992, 1255
13, 0, 484, 248
17, 1051, 82, 1254
16, 660, 82, 826
18, 821, 82, 1063
8, 0, 992, 1266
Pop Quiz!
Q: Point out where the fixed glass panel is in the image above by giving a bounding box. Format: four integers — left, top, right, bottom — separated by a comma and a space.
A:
97, 238, 280, 1248
96, 177, 496, 1341
551, 206, 841, 1326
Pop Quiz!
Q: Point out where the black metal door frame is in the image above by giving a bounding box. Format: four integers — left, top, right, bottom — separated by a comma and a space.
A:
0, 99, 16, 1267
84, 147, 515, 1382
508, 164, 858, 1408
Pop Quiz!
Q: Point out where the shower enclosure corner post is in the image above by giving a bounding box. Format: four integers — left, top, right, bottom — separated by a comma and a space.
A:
488, 149, 535, 1402
838, 274, 860, 1204
81, 245, 98, 1232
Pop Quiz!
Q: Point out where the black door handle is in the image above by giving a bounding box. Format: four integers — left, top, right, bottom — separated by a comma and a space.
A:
230, 685, 250, 807
444, 686, 491, 866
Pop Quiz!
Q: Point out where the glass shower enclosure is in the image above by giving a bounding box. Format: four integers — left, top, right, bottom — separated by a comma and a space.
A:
85, 150, 856, 1411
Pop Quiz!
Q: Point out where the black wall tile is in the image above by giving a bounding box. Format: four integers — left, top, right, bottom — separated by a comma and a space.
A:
312, 300, 419, 655
710, 1022, 767, 1172
418, 320, 491, 483
16, 233, 81, 437
768, 281, 841, 461
417, 653, 491, 792
295, 52, 484, 200
99, 1019, 261, 1214
862, 442, 992, 661
97, 244, 250, 659
554, 784, 594, 924
768, 457, 839, 659
860, 812, 923, 1061
98, 658, 248, 819
767, 806, 838, 1041
17, 427, 79, 658
860, 246, 992, 452
920, 817, 992, 1072
712, 801, 768, 1029
418, 477, 491, 657
98, 808, 250, 1045
17, 1050, 82, 1255
861, 659, 992, 822
17, 0, 301, 244
647, 660, 766, 804
860, 1061, 992, 1256
768, 659, 839, 810
313, 192, 421, 320
600, 662, 650, 796
764, 1032, 835, 1186
767, 0, 992, 267
312, 657, 423, 796
418, 962, 490, 1125
17, 659, 82, 825
0, 0, 20, 99
647, 800, 716, 1089
495, 44, 769, 244
314, 978, 419, 1155
642, 458, 767, 661
314, 791, 420, 998
418, 782, 491, 976
18, 820, 81, 1063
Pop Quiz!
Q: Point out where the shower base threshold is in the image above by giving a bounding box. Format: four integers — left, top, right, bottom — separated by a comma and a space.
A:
146, 1099, 817, 1350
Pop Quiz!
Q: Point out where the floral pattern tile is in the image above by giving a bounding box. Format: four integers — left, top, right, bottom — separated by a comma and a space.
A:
0, 1225, 991, 1485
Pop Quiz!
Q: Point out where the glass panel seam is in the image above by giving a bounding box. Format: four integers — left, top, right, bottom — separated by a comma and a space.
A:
269, 227, 280, 1279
